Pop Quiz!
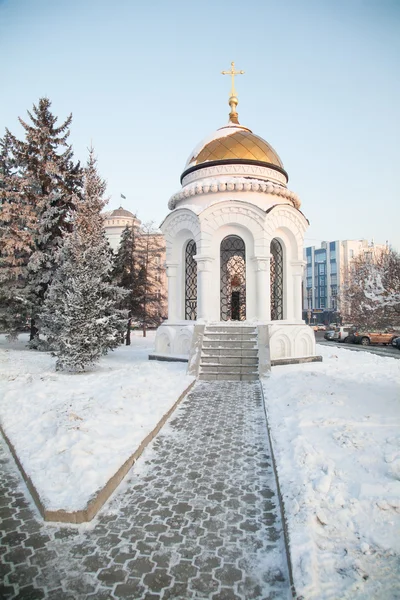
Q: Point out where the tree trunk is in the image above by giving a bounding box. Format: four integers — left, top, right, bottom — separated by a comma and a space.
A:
126, 318, 131, 346
142, 322, 147, 338
29, 318, 39, 342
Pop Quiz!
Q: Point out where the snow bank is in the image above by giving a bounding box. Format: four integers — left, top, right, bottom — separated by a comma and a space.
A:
263, 345, 400, 599
0, 333, 194, 511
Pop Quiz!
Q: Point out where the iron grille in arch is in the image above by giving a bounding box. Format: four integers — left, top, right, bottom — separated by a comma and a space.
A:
270, 238, 283, 320
185, 240, 197, 320
220, 235, 246, 321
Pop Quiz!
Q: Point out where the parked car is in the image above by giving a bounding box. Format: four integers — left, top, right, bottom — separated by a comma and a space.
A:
392, 336, 400, 350
353, 329, 400, 346
317, 325, 327, 331
324, 329, 335, 341
333, 325, 357, 343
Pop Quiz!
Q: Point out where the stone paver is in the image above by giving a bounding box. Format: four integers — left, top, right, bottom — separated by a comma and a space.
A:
0, 381, 290, 599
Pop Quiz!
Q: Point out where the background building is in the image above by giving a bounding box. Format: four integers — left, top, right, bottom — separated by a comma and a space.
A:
103, 207, 168, 322
303, 239, 388, 324
103, 207, 140, 252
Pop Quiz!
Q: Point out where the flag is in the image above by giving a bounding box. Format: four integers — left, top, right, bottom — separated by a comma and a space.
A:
121, 193, 126, 199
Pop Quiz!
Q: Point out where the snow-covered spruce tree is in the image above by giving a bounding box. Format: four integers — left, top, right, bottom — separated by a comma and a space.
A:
112, 223, 142, 345
7, 98, 83, 344
0, 132, 36, 335
40, 148, 127, 372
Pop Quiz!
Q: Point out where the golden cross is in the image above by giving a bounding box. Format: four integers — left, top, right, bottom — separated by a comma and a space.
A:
221, 61, 245, 97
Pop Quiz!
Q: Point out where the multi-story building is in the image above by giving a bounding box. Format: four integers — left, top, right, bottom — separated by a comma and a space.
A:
103, 207, 168, 321
303, 239, 388, 324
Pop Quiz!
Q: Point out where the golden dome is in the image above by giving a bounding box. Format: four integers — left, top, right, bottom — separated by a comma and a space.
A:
182, 123, 287, 182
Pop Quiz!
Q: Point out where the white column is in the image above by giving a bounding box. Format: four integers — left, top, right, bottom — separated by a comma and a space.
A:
291, 260, 305, 321
252, 256, 271, 321
166, 263, 179, 322
194, 255, 214, 322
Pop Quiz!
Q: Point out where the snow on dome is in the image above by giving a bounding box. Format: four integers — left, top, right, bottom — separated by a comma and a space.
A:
108, 207, 136, 219
183, 122, 285, 175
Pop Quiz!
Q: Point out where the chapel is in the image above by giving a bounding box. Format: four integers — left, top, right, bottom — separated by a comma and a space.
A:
153, 63, 318, 375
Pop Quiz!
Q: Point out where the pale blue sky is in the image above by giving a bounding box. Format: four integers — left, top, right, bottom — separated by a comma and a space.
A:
1, 0, 399, 249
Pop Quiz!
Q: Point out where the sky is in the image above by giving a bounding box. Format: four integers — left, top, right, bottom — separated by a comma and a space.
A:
1, 0, 399, 250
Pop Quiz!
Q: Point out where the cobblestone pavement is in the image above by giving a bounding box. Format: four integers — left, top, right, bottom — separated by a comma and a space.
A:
0, 381, 291, 600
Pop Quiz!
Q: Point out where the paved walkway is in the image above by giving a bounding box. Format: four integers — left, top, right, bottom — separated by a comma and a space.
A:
0, 382, 291, 600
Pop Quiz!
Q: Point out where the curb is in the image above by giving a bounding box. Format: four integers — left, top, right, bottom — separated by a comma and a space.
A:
259, 380, 300, 600
0, 380, 196, 524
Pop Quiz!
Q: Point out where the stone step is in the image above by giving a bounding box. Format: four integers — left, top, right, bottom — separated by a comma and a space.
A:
201, 348, 259, 358
201, 356, 259, 366
204, 333, 257, 342
200, 365, 259, 375
205, 326, 257, 333
202, 341, 257, 350
198, 372, 259, 381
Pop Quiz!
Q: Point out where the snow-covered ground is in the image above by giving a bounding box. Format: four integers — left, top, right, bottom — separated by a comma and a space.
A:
0, 332, 194, 511
1, 334, 399, 598
263, 344, 400, 599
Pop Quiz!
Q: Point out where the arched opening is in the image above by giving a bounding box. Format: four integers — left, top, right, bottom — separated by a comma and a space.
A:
270, 238, 284, 320
185, 240, 197, 320
220, 235, 246, 321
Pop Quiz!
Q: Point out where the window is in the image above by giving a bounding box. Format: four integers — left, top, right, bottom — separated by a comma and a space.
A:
331, 274, 337, 285
185, 240, 197, 320
307, 266, 312, 277
330, 263, 337, 275
349, 249, 354, 258
270, 239, 284, 320
319, 263, 325, 275
306, 277, 312, 288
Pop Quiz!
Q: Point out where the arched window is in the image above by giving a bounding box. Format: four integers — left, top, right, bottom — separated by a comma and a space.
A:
185, 240, 197, 320
270, 238, 283, 320
220, 235, 246, 321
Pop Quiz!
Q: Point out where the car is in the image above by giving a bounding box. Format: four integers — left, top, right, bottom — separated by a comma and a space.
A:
317, 325, 327, 331
333, 325, 357, 343
392, 336, 400, 350
353, 329, 400, 346
324, 330, 335, 341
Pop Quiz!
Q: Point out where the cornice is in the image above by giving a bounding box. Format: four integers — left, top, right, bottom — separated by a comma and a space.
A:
168, 178, 301, 211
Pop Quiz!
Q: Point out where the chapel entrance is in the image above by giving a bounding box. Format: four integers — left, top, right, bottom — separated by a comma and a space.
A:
220, 235, 246, 321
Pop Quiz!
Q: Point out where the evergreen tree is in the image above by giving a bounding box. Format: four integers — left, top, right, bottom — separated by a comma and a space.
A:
112, 223, 142, 345
136, 222, 166, 337
40, 148, 127, 372
7, 98, 83, 343
0, 132, 35, 335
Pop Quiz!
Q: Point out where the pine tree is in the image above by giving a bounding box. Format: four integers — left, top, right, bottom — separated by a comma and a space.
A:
0, 132, 35, 335
112, 223, 142, 345
7, 98, 83, 343
40, 148, 127, 372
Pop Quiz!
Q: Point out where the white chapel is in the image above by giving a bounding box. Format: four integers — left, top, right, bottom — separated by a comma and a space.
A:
153, 63, 318, 374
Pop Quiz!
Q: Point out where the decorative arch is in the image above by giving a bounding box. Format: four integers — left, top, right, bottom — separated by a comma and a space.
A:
160, 208, 201, 262
185, 240, 197, 320
220, 235, 246, 321
265, 204, 308, 261
270, 238, 284, 320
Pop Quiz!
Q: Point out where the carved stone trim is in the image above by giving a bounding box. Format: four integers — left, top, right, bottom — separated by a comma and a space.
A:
168, 178, 301, 211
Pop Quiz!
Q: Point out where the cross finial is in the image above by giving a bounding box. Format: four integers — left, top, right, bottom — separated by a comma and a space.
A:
221, 61, 245, 124
221, 61, 245, 97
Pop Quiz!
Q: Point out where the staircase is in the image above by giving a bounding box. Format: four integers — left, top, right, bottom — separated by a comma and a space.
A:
198, 324, 259, 381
